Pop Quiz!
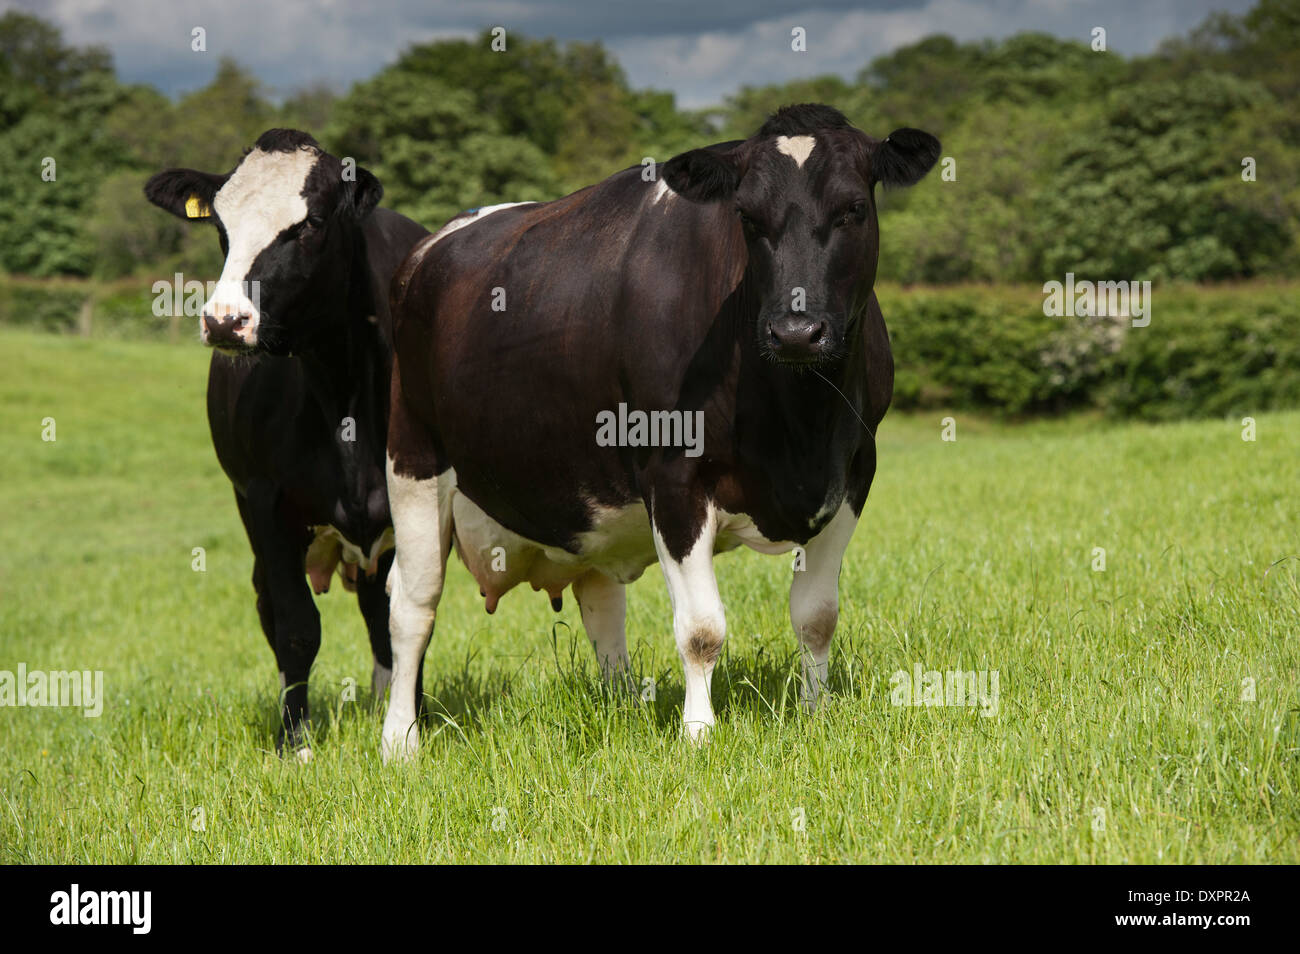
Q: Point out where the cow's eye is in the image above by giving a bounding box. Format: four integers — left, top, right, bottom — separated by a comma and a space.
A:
835, 201, 866, 228
305, 213, 326, 229
736, 207, 759, 234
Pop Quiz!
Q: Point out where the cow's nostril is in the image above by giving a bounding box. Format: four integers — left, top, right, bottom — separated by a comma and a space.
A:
808, 321, 826, 345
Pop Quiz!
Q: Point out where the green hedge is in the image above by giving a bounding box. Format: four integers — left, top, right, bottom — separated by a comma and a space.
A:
881, 282, 1300, 420
3, 276, 1297, 421
0, 276, 174, 340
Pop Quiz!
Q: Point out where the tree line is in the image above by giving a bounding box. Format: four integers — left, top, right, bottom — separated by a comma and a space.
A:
1, 0, 1296, 284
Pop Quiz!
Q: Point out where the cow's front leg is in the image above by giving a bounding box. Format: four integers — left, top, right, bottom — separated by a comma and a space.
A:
381, 455, 453, 763
652, 502, 724, 741
573, 569, 631, 690
789, 503, 858, 710
245, 481, 320, 759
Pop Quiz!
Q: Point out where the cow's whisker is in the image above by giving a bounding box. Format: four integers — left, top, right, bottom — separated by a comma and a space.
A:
811, 367, 875, 441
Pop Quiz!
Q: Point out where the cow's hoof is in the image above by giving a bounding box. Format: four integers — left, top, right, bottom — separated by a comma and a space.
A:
380, 724, 419, 764
601, 666, 637, 698
682, 718, 713, 745
273, 742, 313, 763
277, 723, 313, 759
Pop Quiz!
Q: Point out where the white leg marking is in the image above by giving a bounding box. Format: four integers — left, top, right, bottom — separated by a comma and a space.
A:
653, 508, 725, 742
572, 569, 629, 685
789, 503, 858, 709
380, 457, 452, 763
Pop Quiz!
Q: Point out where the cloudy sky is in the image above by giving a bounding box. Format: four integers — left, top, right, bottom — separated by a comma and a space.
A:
5, 0, 1256, 107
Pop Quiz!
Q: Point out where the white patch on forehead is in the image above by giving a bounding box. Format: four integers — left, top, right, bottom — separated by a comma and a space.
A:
201, 147, 319, 342
213, 147, 317, 269
775, 135, 816, 168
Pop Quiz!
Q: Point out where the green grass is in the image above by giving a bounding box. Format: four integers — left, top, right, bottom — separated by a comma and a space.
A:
1, 326, 1296, 863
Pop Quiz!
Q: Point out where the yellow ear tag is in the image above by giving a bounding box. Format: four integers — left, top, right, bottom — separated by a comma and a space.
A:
185, 195, 211, 219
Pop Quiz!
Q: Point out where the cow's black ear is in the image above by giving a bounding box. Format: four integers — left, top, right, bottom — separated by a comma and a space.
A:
872, 128, 941, 188
663, 147, 741, 202
345, 166, 383, 220
143, 168, 227, 221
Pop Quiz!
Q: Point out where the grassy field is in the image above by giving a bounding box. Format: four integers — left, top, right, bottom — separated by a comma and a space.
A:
0, 326, 1296, 863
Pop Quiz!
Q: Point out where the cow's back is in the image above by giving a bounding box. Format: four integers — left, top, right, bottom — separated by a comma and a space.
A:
391, 172, 750, 546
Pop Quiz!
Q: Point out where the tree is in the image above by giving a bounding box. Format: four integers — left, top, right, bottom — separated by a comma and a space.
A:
0, 12, 125, 276
91, 59, 279, 278
325, 68, 558, 230
1037, 73, 1288, 281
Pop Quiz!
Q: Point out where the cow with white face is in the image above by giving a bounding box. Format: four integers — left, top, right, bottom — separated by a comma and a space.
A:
145, 129, 429, 758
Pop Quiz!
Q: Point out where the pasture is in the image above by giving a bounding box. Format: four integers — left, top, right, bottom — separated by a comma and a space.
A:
0, 326, 1295, 863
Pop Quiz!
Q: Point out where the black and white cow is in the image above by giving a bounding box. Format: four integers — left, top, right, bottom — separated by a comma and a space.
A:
144, 129, 428, 758
379, 104, 939, 759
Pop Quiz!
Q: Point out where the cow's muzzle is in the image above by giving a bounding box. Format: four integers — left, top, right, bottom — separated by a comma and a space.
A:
200, 308, 256, 351
764, 315, 832, 365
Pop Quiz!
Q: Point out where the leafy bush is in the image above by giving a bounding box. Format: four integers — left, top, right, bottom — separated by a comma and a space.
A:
0, 277, 88, 332
0, 276, 174, 339
881, 282, 1300, 419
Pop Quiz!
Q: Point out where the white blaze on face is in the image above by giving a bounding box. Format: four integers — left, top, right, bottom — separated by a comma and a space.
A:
775, 135, 817, 168
203, 146, 319, 346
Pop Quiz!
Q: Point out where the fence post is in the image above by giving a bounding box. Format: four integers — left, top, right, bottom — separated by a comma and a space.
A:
78, 296, 93, 337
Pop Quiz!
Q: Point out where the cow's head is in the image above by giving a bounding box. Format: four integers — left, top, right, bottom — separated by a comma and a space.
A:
144, 129, 382, 355
664, 104, 939, 366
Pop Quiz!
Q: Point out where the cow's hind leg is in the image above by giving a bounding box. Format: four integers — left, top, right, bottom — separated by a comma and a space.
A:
381, 456, 452, 762
358, 547, 417, 706
789, 504, 858, 710
573, 569, 631, 690
244, 480, 319, 759
652, 502, 725, 742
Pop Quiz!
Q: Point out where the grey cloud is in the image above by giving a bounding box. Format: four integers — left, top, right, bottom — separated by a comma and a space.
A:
2, 0, 1258, 106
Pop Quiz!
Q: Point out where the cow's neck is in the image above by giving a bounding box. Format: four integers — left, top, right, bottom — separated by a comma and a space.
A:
756, 350, 862, 441
293, 239, 386, 436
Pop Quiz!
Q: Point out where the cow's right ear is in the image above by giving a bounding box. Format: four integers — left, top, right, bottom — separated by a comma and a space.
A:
662, 146, 742, 202
143, 168, 228, 222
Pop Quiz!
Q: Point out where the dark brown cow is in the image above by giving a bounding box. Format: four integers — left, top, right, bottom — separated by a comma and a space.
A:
380, 105, 939, 758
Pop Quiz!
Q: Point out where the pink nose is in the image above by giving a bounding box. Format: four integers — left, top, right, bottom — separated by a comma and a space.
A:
201, 310, 251, 346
